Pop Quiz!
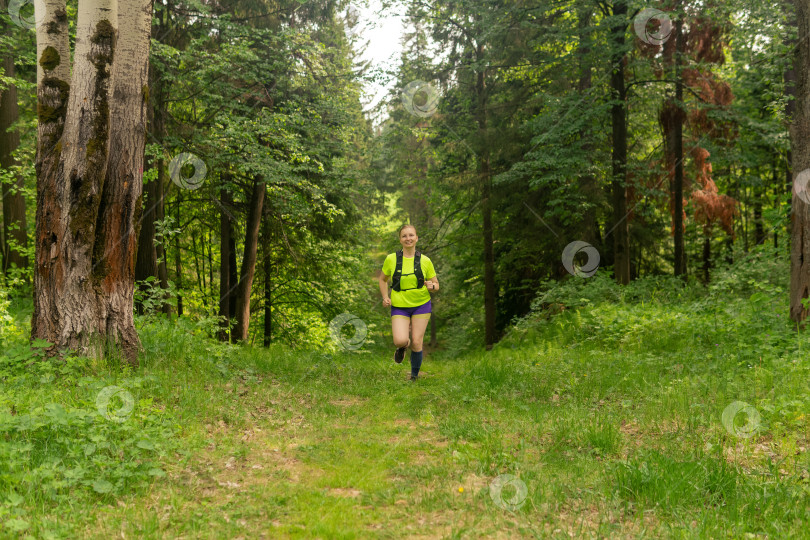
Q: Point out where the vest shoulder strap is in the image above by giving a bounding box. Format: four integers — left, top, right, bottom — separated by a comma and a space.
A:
414, 250, 423, 288
393, 250, 403, 291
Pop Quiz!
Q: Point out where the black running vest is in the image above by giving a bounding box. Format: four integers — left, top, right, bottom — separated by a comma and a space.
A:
392, 250, 425, 292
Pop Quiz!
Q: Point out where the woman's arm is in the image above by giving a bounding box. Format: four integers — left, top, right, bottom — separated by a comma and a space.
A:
426, 276, 439, 292
379, 273, 391, 306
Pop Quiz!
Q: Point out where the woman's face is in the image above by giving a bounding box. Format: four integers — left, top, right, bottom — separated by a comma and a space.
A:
400, 227, 417, 248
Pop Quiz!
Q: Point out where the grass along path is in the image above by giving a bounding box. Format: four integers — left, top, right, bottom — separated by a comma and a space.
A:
76, 352, 659, 539
5, 274, 809, 538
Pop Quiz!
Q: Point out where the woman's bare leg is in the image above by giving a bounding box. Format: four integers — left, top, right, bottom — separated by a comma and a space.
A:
409, 315, 431, 352
392, 316, 411, 349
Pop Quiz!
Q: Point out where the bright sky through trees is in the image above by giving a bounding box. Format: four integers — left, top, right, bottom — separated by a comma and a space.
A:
356, 0, 404, 111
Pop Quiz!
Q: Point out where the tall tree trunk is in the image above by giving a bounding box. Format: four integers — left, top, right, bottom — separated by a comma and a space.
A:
660, 16, 686, 277
481, 160, 496, 349
790, 0, 810, 323
229, 218, 237, 319
724, 165, 735, 264
754, 187, 765, 245
0, 1, 29, 276
218, 181, 233, 341
609, 0, 631, 284
94, 0, 152, 362
207, 229, 214, 311
743, 189, 749, 252
174, 192, 183, 316
785, 0, 797, 232
672, 18, 686, 276
134, 162, 158, 314
149, 9, 171, 315
32, 0, 70, 338
702, 230, 711, 283
233, 178, 266, 342
577, 4, 598, 247
135, 60, 170, 315
773, 157, 780, 248
33, 0, 117, 352
476, 45, 497, 350
263, 211, 271, 347
155, 158, 170, 314
191, 225, 203, 297
32, 0, 152, 364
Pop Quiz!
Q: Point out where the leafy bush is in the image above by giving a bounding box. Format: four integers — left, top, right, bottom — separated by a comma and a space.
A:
708, 245, 787, 299
0, 343, 177, 535
0, 287, 17, 347
134, 276, 178, 317
507, 247, 790, 341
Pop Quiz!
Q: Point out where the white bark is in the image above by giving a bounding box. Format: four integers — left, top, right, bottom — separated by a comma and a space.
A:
32, 0, 70, 344
60, 0, 117, 186
34, 0, 154, 363
34, 0, 69, 159
57, 0, 117, 348
34, 0, 70, 84
33, 0, 120, 357
96, 0, 153, 361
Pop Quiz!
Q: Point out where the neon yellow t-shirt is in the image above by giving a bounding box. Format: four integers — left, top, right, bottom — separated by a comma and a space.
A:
382, 252, 436, 308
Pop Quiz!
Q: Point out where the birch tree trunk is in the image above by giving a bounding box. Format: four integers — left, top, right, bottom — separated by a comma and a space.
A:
32, 0, 117, 353
790, 0, 810, 323
34, 0, 70, 166
32, 0, 153, 364
95, 0, 152, 362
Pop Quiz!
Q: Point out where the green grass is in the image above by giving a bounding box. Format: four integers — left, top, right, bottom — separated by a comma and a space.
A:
1, 261, 809, 538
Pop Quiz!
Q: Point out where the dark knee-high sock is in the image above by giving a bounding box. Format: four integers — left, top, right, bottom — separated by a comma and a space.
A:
410, 350, 423, 377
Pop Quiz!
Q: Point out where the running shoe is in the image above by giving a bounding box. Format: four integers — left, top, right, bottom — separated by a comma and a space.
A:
394, 347, 406, 363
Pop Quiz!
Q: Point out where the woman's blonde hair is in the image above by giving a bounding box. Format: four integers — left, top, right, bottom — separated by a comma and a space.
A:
398, 224, 417, 236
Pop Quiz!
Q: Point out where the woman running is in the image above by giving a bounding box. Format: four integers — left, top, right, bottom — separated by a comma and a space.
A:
378, 224, 439, 381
